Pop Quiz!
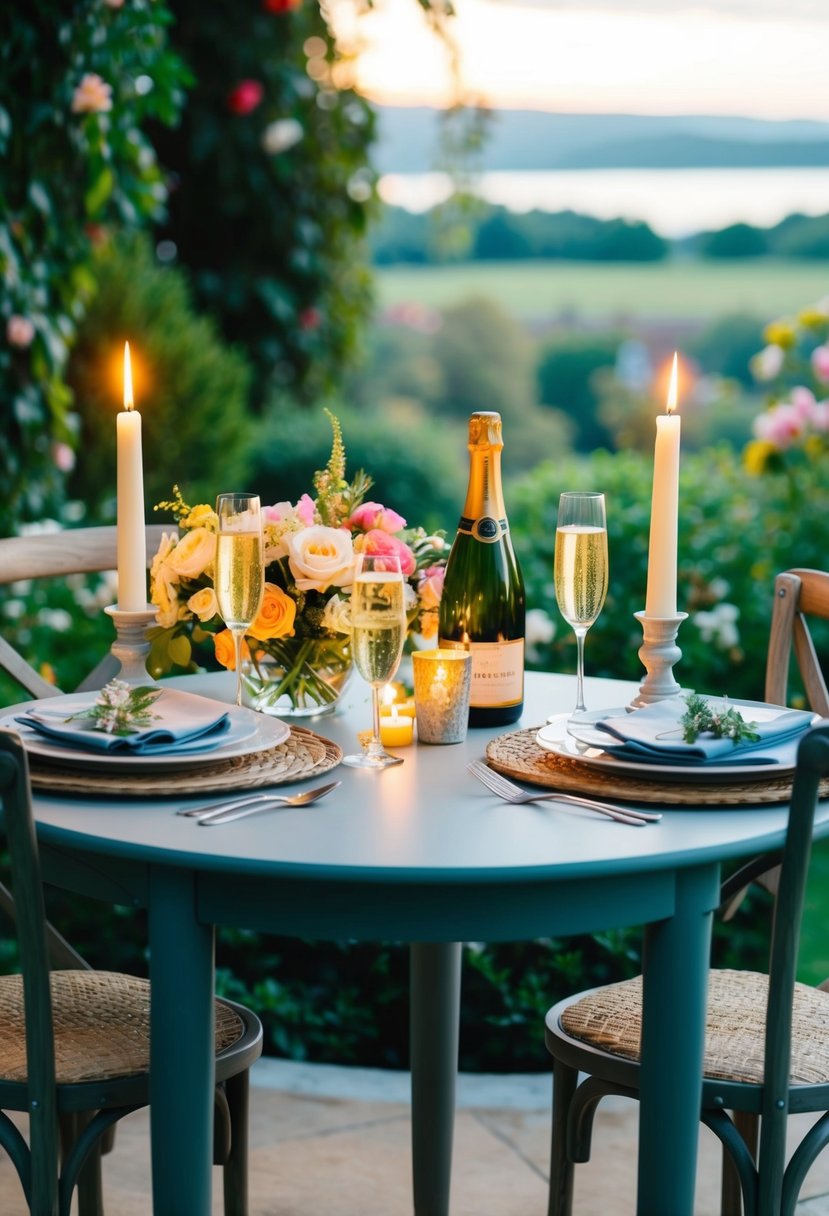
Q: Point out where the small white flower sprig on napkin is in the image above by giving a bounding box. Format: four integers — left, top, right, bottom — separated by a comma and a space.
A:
68, 680, 163, 737
679, 693, 761, 747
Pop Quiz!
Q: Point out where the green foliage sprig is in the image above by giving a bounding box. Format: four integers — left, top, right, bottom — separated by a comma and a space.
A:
680, 693, 760, 746
69, 680, 162, 736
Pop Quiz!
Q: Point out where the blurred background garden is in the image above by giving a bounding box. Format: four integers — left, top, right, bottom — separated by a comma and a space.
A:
2, 0, 829, 1072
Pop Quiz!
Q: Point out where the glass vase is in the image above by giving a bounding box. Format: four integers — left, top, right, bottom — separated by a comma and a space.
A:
241, 634, 352, 718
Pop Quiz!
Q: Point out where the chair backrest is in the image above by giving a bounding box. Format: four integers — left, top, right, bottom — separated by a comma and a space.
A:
0, 524, 167, 699
759, 721, 829, 1208
765, 568, 829, 717
0, 729, 60, 1212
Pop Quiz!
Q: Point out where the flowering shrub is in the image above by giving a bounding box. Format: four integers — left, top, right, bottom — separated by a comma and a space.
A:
744, 297, 829, 475
148, 414, 446, 709
0, 1, 190, 531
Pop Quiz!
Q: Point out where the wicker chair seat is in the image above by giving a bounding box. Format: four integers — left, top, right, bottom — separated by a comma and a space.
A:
561, 967, 829, 1087
0, 971, 244, 1085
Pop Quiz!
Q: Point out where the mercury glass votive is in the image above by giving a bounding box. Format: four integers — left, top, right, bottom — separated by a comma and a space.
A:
412, 650, 473, 745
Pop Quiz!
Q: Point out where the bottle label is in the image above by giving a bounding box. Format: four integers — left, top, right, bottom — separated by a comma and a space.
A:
457, 516, 509, 544
442, 638, 524, 707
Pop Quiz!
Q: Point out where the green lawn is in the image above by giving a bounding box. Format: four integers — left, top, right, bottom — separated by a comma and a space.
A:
376, 258, 829, 321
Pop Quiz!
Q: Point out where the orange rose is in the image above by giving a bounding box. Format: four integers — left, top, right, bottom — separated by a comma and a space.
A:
247, 583, 296, 641
213, 629, 251, 671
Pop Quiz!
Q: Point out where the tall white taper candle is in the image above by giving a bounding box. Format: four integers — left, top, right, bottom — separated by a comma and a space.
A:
645, 352, 681, 618
116, 342, 147, 611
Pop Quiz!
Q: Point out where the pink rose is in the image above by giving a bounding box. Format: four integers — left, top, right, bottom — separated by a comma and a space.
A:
71, 73, 113, 114
791, 386, 817, 419
349, 501, 407, 534
52, 442, 76, 473
812, 345, 829, 385
753, 402, 805, 450
263, 501, 293, 523
361, 529, 416, 576
227, 80, 264, 116
7, 315, 35, 348
296, 493, 316, 526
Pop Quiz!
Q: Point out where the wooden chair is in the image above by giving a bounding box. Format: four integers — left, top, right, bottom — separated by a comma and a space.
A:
543, 722, 829, 1216
765, 568, 829, 718
0, 527, 264, 1214
0, 524, 167, 699
543, 572, 829, 1216
0, 729, 263, 1215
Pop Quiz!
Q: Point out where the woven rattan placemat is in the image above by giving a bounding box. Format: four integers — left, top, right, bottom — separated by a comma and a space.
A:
486, 727, 829, 807
30, 725, 342, 798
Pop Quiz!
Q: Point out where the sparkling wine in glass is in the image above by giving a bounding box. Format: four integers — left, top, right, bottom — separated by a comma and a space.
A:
215, 493, 264, 707
343, 552, 407, 770
554, 492, 608, 722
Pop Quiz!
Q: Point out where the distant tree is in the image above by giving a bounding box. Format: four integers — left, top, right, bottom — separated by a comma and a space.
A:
536, 333, 621, 451
594, 218, 667, 261
771, 213, 829, 258
432, 296, 536, 421
699, 222, 768, 259
473, 211, 533, 260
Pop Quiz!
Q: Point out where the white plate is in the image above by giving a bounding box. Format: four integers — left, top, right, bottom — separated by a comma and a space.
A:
536, 706, 801, 785
1, 701, 290, 774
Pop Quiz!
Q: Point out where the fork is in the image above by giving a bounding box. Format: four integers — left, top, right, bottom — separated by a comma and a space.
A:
179, 781, 341, 825
467, 762, 660, 826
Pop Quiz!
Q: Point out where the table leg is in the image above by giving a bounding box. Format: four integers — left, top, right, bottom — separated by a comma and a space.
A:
148, 866, 216, 1216
410, 942, 462, 1216
638, 863, 719, 1216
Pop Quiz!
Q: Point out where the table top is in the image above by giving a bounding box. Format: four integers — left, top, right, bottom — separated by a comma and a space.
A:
30, 671, 829, 888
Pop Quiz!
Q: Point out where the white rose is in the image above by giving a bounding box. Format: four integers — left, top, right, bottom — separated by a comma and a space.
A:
166, 527, 217, 579
288, 525, 354, 592
322, 593, 352, 634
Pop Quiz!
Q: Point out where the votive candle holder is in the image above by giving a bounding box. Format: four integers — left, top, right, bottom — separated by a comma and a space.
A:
412, 650, 473, 745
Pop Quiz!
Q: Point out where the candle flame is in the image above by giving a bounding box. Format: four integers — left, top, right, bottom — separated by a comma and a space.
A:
123, 341, 134, 411
381, 684, 396, 708
666, 351, 678, 415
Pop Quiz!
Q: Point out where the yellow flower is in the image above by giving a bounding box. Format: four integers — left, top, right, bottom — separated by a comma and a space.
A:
247, 583, 296, 641
183, 504, 218, 531
763, 320, 795, 349
798, 309, 827, 330
187, 586, 219, 622
213, 629, 250, 671
743, 439, 775, 476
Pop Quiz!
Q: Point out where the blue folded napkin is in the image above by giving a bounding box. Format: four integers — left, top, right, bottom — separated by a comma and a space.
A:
16, 688, 231, 755
593, 697, 815, 766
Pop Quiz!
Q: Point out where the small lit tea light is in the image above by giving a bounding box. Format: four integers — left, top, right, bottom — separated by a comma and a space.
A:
379, 701, 414, 747
412, 649, 473, 745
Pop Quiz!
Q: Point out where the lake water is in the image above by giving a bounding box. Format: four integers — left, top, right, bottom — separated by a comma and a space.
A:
378, 167, 829, 238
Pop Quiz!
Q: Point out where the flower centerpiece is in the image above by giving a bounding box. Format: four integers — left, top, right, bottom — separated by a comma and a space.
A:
148, 412, 446, 716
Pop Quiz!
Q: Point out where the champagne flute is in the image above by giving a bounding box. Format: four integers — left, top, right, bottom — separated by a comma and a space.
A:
554, 492, 608, 722
215, 493, 264, 707
343, 552, 407, 769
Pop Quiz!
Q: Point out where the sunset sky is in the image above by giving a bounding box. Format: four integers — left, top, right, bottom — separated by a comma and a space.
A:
332, 0, 829, 120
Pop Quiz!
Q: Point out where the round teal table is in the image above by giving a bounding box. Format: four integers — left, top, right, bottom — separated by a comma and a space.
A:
30, 671, 829, 1216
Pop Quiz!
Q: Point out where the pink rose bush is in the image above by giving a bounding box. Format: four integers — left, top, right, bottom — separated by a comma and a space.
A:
746, 298, 829, 475
148, 413, 446, 709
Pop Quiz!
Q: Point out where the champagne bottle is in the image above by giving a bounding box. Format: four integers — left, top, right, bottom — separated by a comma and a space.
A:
439, 411, 525, 726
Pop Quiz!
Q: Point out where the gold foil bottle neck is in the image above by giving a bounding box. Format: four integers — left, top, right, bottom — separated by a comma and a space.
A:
467, 411, 503, 450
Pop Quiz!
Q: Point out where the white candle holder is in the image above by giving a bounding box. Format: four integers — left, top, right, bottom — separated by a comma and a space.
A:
629, 610, 688, 709
104, 604, 158, 686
